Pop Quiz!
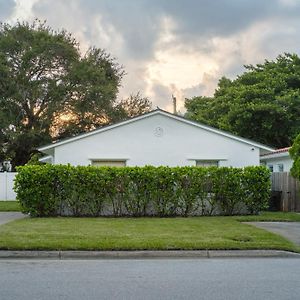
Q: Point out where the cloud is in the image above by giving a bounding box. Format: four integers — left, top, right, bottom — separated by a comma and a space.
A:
1, 0, 300, 112
5, 0, 40, 22
0, 0, 15, 20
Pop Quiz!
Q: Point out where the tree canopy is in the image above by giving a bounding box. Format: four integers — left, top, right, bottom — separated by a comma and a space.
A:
185, 53, 300, 148
290, 133, 300, 179
0, 20, 151, 168
114, 92, 152, 120
0, 20, 79, 167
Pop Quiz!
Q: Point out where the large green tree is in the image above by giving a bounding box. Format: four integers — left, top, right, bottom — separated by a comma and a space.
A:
52, 47, 125, 139
0, 20, 125, 168
290, 133, 300, 179
185, 53, 300, 148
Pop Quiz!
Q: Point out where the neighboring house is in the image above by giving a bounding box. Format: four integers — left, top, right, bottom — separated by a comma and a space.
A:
38, 109, 274, 167
260, 147, 293, 172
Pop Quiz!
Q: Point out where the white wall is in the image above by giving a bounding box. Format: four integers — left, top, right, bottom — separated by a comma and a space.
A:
0, 172, 17, 200
53, 114, 260, 167
263, 156, 293, 172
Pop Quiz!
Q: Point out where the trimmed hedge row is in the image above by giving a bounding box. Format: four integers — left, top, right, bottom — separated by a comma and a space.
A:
14, 165, 271, 217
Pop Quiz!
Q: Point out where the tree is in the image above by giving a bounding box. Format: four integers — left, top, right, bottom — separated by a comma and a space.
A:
290, 133, 300, 179
52, 91, 152, 139
0, 20, 79, 167
0, 20, 124, 168
52, 48, 125, 139
185, 54, 300, 148
113, 92, 152, 121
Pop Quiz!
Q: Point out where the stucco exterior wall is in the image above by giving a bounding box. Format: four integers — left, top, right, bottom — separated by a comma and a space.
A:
53, 114, 260, 167
262, 156, 293, 172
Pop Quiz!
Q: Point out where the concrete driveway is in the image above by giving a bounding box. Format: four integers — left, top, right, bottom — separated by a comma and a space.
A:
0, 212, 25, 226
248, 222, 300, 246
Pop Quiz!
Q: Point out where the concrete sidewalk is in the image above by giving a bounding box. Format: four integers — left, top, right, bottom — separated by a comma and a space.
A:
0, 250, 299, 259
0, 212, 26, 226
247, 222, 300, 246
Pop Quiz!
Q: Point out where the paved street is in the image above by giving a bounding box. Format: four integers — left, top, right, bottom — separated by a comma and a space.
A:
0, 258, 300, 300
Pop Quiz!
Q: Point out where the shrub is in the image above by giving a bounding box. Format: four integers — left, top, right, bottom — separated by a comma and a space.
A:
242, 166, 271, 214
121, 167, 153, 217
14, 165, 60, 216
210, 168, 244, 215
15, 165, 270, 217
175, 167, 209, 216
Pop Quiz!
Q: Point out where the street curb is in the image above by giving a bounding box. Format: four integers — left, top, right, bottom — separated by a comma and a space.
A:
0, 250, 299, 259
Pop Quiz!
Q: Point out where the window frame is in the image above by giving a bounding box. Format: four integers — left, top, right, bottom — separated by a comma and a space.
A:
195, 160, 219, 167
90, 159, 127, 167
277, 163, 284, 172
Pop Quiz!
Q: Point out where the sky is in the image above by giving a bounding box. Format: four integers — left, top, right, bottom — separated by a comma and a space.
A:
1, 0, 300, 112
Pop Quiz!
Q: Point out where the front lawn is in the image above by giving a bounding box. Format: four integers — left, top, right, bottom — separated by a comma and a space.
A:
235, 211, 300, 222
0, 201, 21, 212
0, 216, 298, 252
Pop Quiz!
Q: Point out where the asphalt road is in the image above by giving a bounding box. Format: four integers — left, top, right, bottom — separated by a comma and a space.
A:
0, 258, 300, 300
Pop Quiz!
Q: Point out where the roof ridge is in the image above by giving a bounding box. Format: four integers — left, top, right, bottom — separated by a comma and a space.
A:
38, 108, 274, 152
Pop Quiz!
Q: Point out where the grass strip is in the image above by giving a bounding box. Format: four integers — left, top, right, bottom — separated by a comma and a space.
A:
0, 201, 20, 212
235, 211, 300, 222
0, 216, 298, 252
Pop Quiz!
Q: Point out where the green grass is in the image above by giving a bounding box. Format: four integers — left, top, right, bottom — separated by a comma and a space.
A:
0, 216, 299, 252
235, 211, 300, 222
0, 201, 20, 212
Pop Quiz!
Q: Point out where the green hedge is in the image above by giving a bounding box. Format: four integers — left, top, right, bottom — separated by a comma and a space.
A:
14, 165, 271, 217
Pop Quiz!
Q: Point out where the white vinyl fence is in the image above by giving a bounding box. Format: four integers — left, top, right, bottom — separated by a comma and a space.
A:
0, 172, 17, 200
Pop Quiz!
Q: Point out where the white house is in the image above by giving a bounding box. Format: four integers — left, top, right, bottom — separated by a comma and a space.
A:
38, 109, 274, 167
260, 147, 293, 172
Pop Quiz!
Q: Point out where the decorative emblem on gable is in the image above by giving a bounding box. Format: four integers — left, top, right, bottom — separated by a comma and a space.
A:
154, 127, 164, 137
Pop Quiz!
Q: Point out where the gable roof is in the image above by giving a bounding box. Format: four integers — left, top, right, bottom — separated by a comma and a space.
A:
261, 147, 290, 156
260, 147, 291, 159
38, 108, 275, 152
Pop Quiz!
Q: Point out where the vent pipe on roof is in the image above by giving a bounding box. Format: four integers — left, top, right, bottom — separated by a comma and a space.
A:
172, 94, 177, 115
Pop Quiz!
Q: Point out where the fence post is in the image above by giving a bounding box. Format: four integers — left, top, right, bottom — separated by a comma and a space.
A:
5, 171, 7, 201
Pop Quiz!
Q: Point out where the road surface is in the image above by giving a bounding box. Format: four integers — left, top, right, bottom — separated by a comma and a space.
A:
0, 258, 300, 300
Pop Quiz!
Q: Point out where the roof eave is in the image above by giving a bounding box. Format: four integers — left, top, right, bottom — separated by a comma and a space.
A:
260, 152, 291, 160
38, 109, 161, 152
38, 108, 275, 152
158, 111, 275, 152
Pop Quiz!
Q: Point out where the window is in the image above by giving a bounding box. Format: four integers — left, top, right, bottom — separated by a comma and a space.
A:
91, 160, 126, 167
277, 164, 284, 172
268, 165, 274, 172
196, 160, 219, 167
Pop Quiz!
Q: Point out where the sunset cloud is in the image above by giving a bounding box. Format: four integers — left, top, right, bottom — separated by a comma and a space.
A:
1, 0, 300, 112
